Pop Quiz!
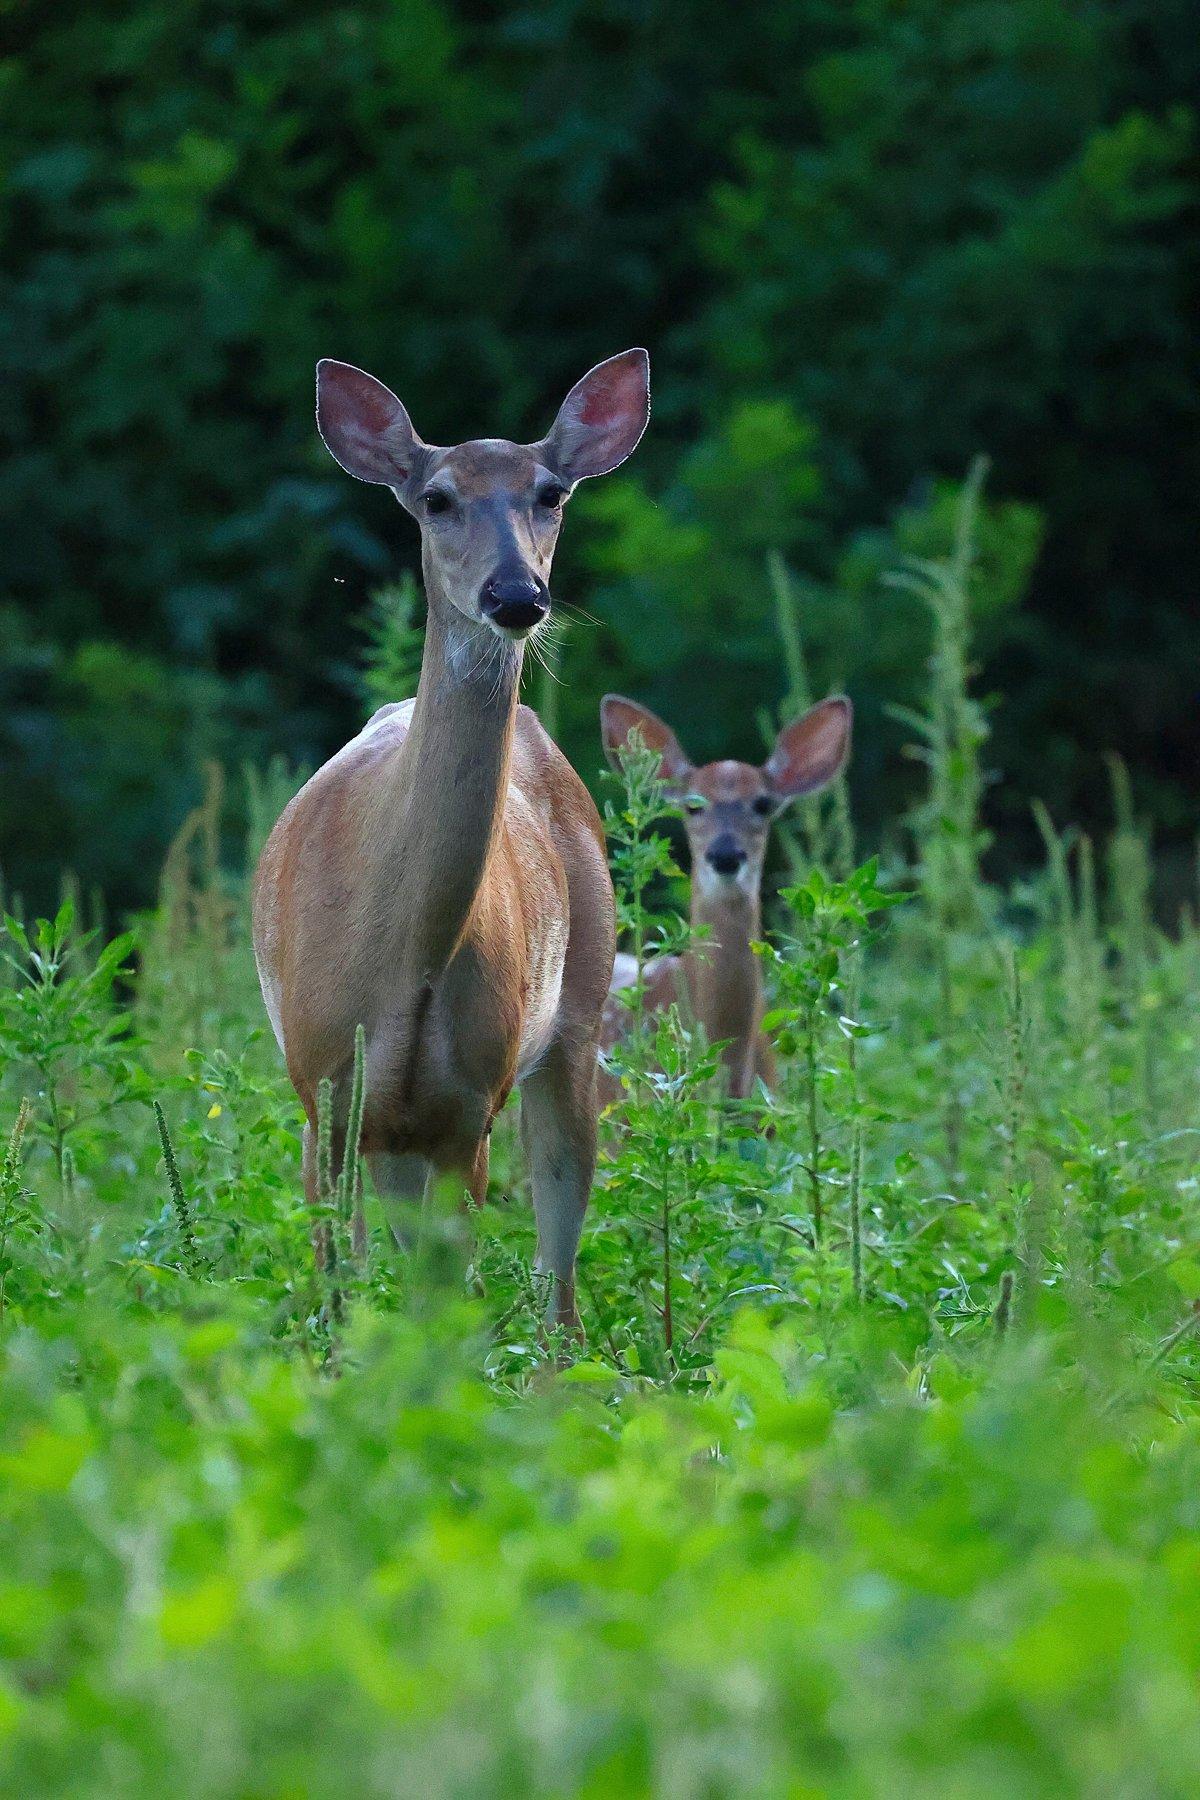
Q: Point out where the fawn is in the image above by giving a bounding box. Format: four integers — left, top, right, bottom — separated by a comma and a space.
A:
253, 350, 650, 1330
599, 694, 852, 1099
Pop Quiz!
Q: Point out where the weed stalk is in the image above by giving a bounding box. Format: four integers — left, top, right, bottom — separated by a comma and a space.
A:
153, 1100, 200, 1275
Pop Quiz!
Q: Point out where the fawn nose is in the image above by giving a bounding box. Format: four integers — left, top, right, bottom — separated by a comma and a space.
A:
706, 836, 747, 877
479, 570, 549, 635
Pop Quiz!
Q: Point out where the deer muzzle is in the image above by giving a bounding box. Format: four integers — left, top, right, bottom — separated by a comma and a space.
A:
479, 569, 549, 636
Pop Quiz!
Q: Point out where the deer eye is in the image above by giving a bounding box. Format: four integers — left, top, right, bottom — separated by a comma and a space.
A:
535, 483, 567, 509
684, 797, 707, 816
752, 795, 774, 817
422, 490, 454, 516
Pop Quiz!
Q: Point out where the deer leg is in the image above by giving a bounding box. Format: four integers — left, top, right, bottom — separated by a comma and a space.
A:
425, 1139, 489, 1210
753, 1031, 776, 1095
464, 1137, 489, 1209
371, 1145, 486, 1249
723, 1034, 759, 1101
520, 1041, 596, 1336
368, 1152, 430, 1250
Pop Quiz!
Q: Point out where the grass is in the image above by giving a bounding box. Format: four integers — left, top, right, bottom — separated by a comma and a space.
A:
2, 522, 1199, 1794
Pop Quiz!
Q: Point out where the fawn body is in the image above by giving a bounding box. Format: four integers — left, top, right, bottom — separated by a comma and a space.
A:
254, 351, 650, 1328
599, 696, 852, 1100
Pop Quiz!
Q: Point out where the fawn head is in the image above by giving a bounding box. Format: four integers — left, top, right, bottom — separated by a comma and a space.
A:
602, 695, 852, 902
315, 350, 650, 641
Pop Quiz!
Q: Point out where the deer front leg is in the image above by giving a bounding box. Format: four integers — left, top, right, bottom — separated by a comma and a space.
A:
463, 1137, 489, 1209
753, 1030, 776, 1095
371, 1146, 484, 1300
519, 1040, 597, 1336
368, 1151, 432, 1251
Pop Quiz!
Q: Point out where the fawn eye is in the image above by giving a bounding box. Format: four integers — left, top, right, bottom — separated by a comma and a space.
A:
422, 490, 454, 516
535, 483, 567, 509
685, 798, 706, 816
752, 795, 774, 817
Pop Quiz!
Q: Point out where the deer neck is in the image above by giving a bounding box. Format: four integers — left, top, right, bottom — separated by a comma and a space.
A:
687, 882, 764, 1055
371, 592, 522, 977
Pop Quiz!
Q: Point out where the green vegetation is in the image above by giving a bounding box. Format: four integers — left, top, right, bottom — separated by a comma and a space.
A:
2, 0, 1196, 906
3, 508, 1199, 1795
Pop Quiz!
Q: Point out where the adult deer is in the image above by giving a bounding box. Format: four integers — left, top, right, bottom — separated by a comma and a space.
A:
599, 695, 852, 1100
254, 350, 650, 1330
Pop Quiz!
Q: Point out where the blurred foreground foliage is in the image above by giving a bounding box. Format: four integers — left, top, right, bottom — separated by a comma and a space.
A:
7, 1301, 1200, 1795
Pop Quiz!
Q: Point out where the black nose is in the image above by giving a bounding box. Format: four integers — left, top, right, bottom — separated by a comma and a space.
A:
479, 571, 549, 633
706, 836, 747, 876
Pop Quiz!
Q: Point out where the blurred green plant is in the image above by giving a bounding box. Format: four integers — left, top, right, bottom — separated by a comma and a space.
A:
759, 859, 903, 1249
0, 903, 142, 1176
358, 576, 425, 717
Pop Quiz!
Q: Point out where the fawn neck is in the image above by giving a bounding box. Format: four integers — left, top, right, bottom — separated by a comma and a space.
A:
372, 593, 522, 977
687, 880, 763, 1062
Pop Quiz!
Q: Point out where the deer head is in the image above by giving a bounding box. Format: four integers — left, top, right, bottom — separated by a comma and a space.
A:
601, 695, 853, 902
315, 350, 650, 642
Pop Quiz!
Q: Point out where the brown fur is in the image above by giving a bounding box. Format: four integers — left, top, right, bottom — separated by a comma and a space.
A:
598, 696, 852, 1103
254, 351, 649, 1328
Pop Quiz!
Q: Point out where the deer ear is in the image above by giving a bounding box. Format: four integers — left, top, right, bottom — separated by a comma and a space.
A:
316, 360, 423, 486
539, 349, 650, 483
764, 696, 852, 799
601, 694, 692, 783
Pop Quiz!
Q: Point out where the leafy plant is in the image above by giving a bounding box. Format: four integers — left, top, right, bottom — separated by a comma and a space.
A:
358, 575, 425, 716
0, 1098, 34, 1321
759, 860, 903, 1253
0, 903, 141, 1175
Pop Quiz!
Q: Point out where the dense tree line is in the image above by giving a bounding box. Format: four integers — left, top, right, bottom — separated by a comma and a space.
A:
2, 0, 1195, 906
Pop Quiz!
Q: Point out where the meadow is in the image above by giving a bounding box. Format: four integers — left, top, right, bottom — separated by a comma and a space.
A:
2, 502, 1199, 1798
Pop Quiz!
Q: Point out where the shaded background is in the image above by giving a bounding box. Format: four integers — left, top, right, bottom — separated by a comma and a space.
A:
2, 0, 1196, 913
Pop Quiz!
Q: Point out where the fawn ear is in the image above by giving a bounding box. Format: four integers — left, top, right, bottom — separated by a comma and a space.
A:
539, 349, 650, 483
764, 696, 852, 799
316, 360, 424, 486
601, 694, 692, 784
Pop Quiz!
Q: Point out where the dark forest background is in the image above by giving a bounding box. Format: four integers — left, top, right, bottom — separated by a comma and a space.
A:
2, 0, 1196, 912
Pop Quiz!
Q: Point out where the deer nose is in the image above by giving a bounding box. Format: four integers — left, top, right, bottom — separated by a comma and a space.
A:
479, 570, 549, 634
706, 836, 747, 877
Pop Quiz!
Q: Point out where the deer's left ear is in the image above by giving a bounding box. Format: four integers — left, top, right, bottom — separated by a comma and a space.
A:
538, 349, 650, 483
764, 696, 853, 799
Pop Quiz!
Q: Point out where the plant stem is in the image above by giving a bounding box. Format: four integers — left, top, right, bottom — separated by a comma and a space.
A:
994, 1269, 1014, 1338
805, 1006, 823, 1242
847, 953, 865, 1300
661, 1180, 674, 1364
153, 1100, 200, 1275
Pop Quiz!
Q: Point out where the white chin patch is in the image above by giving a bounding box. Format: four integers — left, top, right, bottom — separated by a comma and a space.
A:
696, 860, 756, 900
484, 610, 547, 644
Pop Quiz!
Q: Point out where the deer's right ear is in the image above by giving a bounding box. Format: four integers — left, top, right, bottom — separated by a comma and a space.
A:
601, 695, 691, 784
539, 349, 650, 483
316, 360, 423, 486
